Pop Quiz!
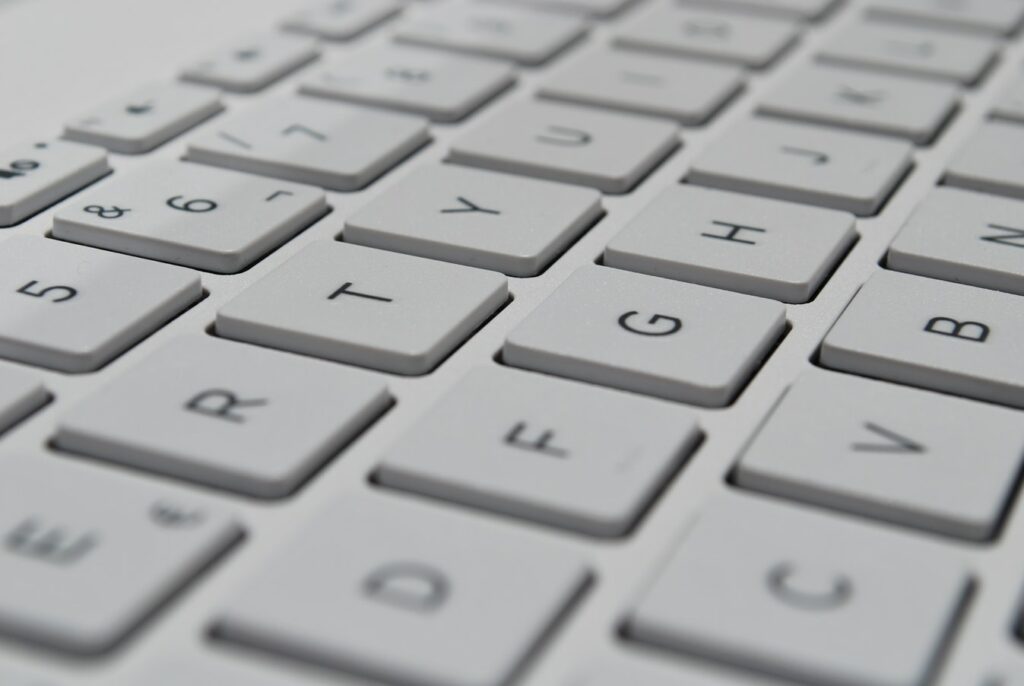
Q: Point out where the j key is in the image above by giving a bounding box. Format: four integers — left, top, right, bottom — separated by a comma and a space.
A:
300, 44, 515, 123
185, 98, 430, 191
344, 164, 602, 276
215, 496, 589, 686
52, 161, 326, 273
0, 459, 240, 654
0, 237, 200, 372
627, 495, 969, 686
946, 121, 1024, 201
449, 101, 679, 193
677, 0, 840, 21
888, 187, 1024, 296
378, 366, 700, 536
0, 139, 108, 227
281, 0, 403, 41
605, 185, 856, 303
480, 0, 636, 18
504, 265, 785, 406
63, 82, 224, 155
821, 270, 1024, 409
687, 118, 913, 215
217, 241, 507, 375
181, 33, 320, 93
0, 364, 47, 435
866, 0, 1024, 38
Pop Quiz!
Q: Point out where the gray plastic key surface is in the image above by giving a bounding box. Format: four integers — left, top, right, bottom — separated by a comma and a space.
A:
281, 0, 403, 41
481, 0, 635, 17
676, 0, 838, 21
945, 121, 1024, 200
0, 364, 47, 435
181, 33, 320, 93
866, 0, 1024, 37
0, 139, 109, 227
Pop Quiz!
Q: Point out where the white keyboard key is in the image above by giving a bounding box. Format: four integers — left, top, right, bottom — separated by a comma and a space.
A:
867, 0, 1024, 38
0, 237, 200, 372
0, 459, 240, 654
505, 265, 785, 405
738, 370, 1024, 540
300, 44, 515, 123
677, 0, 839, 21
344, 165, 601, 276
185, 98, 429, 191
181, 33, 320, 93
992, 73, 1024, 124
605, 186, 855, 303
63, 82, 223, 155
818, 22, 998, 86
215, 496, 589, 686
688, 118, 913, 215
946, 121, 1024, 200
217, 241, 507, 375
614, 4, 800, 69
628, 495, 969, 686
449, 101, 679, 193
56, 336, 390, 498
821, 270, 1024, 408
378, 366, 700, 536
759, 63, 959, 144
0, 139, 109, 228
0, 364, 47, 434
539, 48, 744, 125
282, 0, 403, 41
395, 2, 587, 66
52, 161, 326, 273
480, 0, 636, 18
889, 187, 1024, 296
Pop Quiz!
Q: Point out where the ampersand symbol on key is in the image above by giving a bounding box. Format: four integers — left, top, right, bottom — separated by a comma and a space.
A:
84, 204, 131, 219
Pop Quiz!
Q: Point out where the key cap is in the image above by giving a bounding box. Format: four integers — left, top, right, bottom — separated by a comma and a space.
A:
688, 118, 913, 215
215, 496, 589, 686
63, 82, 223, 155
0, 139, 108, 228
395, 1, 587, 66
888, 187, 1024, 296
504, 265, 785, 405
677, 0, 839, 21
866, 0, 1024, 38
0, 237, 200, 372
627, 495, 969, 686
344, 165, 601, 276
577, 658, 782, 686
0, 667, 60, 686
480, 0, 636, 18
52, 161, 326, 273
992, 74, 1024, 124
0, 459, 240, 654
614, 4, 800, 69
539, 48, 744, 125
141, 659, 338, 686
758, 63, 959, 144
56, 336, 390, 498
217, 241, 507, 375
818, 22, 998, 86
605, 185, 855, 303
300, 44, 515, 123
449, 101, 679, 193
0, 364, 47, 434
181, 33, 320, 93
737, 370, 1024, 540
185, 98, 430, 191
378, 366, 700, 536
946, 121, 1024, 200
282, 0, 403, 41
821, 270, 1024, 408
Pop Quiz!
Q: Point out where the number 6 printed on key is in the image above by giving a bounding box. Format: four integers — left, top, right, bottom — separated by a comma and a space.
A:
167, 195, 218, 213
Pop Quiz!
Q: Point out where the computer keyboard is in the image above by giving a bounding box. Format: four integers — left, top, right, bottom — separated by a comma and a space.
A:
2, 0, 1024, 684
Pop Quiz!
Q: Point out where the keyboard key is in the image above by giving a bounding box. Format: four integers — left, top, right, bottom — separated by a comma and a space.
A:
215, 496, 589, 686
142, 659, 338, 686
539, 48, 744, 125
395, 2, 587, 66
52, 161, 326, 273
688, 118, 913, 215
344, 165, 601, 276
888, 187, 1024, 296
0, 667, 60, 686
821, 270, 1024, 408
818, 22, 998, 86
63, 82, 223, 155
576, 658, 771, 686
480, 0, 636, 18
185, 98, 429, 191
56, 336, 390, 498
677, 0, 839, 21
300, 44, 515, 123
0, 459, 240, 654
992, 73, 1024, 124
737, 370, 1024, 540
217, 241, 507, 374
627, 495, 969, 686
605, 185, 855, 303
0, 237, 200, 372
0, 364, 47, 434
281, 0, 403, 41
614, 4, 800, 69
945, 121, 1024, 200
758, 63, 959, 144
181, 33, 320, 93
866, 0, 1024, 38
0, 139, 109, 228
449, 101, 679, 193
378, 366, 700, 536
504, 265, 785, 405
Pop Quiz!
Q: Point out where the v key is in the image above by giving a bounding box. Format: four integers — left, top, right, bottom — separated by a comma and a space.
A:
851, 422, 925, 454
